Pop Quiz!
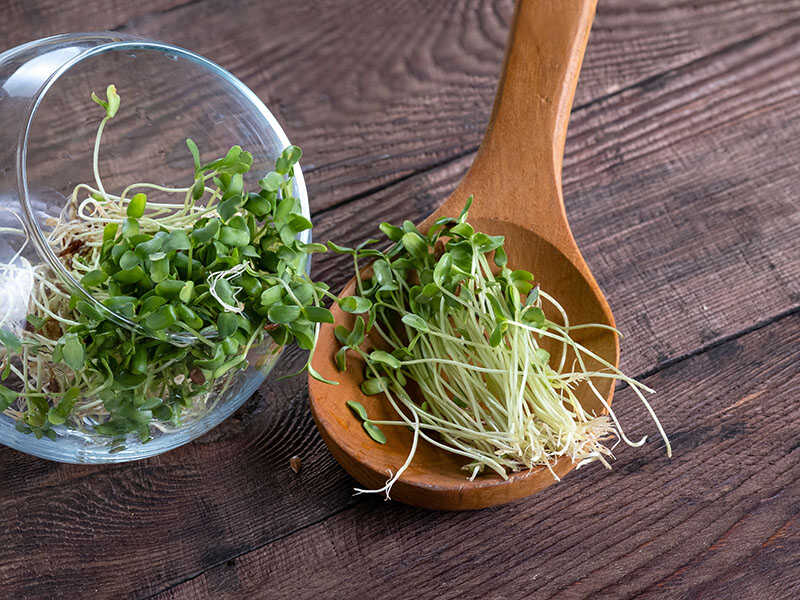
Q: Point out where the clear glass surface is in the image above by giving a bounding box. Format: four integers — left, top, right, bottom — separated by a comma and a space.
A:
0, 33, 310, 462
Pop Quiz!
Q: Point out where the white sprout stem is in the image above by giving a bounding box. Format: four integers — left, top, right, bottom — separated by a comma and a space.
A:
354, 400, 420, 501
352, 232, 671, 498
92, 117, 110, 199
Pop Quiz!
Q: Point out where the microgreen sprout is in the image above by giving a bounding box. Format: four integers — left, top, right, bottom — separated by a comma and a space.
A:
0, 86, 331, 446
335, 198, 671, 499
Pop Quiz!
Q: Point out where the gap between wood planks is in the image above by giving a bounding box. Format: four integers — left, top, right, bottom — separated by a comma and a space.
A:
109, 0, 207, 30
308, 14, 800, 222
143, 305, 799, 600
101, 1, 800, 222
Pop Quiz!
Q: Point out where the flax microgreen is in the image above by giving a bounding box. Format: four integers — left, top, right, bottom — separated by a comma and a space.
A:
334, 198, 671, 499
0, 86, 332, 446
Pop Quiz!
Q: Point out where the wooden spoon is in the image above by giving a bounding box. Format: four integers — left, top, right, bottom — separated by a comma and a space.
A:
308, 0, 618, 510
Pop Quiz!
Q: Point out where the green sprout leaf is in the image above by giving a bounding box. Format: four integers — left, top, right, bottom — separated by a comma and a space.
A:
276, 145, 302, 174
259, 171, 284, 192
179, 280, 195, 304
288, 214, 313, 233
268, 304, 301, 324
433, 253, 452, 286
338, 296, 372, 314
217, 312, 240, 338
0, 384, 18, 411
48, 387, 80, 426
81, 269, 108, 288
346, 399, 368, 421
191, 178, 205, 201
489, 322, 508, 347
0, 329, 23, 353
219, 226, 250, 247
149, 255, 170, 283
472, 232, 504, 253
522, 306, 546, 328
327, 241, 355, 255
401, 232, 428, 260
369, 350, 401, 370
335, 346, 349, 372
213, 278, 237, 307
103, 223, 118, 243
163, 230, 191, 252
61, 333, 85, 371
401, 314, 428, 333
244, 192, 271, 217
363, 422, 387, 444
191, 219, 220, 243
105, 84, 120, 118
112, 265, 145, 285
119, 250, 140, 271
127, 193, 147, 218
304, 306, 334, 323
348, 317, 366, 346
308, 362, 339, 385
143, 305, 178, 330
91, 84, 120, 119
334, 325, 351, 346
360, 377, 389, 396
379, 222, 404, 242
494, 246, 508, 267
458, 195, 473, 222
25, 314, 48, 331
186, 138, 201, 170
218, 197, 242, 223
121, 217, 139, 239
525, 285, 540, 306
260, 285, 283, 307
372, 259, 393, 286
450, 222, 474, 238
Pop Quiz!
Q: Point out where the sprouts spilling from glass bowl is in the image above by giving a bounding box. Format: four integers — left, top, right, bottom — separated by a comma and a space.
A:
0, 85, 332, 449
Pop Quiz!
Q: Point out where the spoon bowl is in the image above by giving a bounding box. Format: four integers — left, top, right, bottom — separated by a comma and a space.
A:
309, 0, 617, 509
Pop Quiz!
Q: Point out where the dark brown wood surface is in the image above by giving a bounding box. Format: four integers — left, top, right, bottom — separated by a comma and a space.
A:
1, 1, 798, 598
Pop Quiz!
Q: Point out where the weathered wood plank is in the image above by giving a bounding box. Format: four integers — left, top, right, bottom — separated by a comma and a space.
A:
15, 0, 800, 209
152, 315, 800, 600
0, 2, 798, 599
0, 346, 353, 599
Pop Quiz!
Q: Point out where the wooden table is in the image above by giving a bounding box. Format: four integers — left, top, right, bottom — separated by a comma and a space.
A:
1, 1, 798, 598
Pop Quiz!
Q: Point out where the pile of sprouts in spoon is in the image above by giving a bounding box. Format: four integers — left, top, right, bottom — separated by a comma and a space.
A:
0, 85, 332, 447
332, 198, 671, 498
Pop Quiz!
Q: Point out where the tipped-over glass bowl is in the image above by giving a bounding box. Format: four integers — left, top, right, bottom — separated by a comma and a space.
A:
0, 33, 310, 463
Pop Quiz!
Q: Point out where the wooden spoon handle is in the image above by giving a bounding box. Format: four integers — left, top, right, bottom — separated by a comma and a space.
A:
437, 0, 597, 250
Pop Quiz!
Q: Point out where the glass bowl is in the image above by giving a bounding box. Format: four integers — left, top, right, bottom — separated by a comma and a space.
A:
0, 33, 310, 463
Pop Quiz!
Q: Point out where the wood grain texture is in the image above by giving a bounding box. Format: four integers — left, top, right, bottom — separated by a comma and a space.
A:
307, 15, 800, 377
70, 0, 800, 209
154, 315, 800, 600
0, 345, 356, 599
0, 0, 189, 45
14, 1, 800, 208
0, 0, 797, 598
